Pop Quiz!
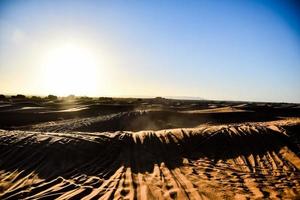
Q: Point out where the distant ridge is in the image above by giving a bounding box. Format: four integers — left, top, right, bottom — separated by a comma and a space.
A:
165, 96, 205, 100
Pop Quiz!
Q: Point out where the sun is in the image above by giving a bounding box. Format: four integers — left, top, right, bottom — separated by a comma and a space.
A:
41, 43, 100, 96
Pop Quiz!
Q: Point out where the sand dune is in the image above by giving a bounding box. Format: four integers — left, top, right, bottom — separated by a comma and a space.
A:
0, 119, 299, 199
17, 108, 297, 132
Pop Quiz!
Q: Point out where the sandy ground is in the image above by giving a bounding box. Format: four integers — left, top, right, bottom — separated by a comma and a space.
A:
0, 98, 299, 199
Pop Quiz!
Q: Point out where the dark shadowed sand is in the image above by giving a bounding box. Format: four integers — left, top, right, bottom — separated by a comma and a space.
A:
0, 97, 299, 199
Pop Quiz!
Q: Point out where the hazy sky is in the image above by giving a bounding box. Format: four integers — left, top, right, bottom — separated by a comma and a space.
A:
0, 0, 300, 102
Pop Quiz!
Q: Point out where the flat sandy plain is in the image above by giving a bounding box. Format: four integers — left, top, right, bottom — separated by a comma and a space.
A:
0, 97, 299, 199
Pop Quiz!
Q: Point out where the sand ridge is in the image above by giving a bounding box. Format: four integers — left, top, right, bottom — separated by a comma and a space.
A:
0, 119, 299, 199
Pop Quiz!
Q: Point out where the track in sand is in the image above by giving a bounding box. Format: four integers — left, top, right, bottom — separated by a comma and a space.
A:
0, 119, 299, 199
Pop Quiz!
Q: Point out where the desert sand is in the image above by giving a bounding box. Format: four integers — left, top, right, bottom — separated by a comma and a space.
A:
0, 97, 299, 199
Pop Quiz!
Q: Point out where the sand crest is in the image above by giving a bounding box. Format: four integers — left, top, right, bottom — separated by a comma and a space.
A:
0, 119, 299, 199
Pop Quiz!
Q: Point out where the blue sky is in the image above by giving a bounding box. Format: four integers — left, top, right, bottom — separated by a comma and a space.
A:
0, 0, 300, 102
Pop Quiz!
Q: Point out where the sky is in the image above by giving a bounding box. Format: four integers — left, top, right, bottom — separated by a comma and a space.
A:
0, 0, 300, 102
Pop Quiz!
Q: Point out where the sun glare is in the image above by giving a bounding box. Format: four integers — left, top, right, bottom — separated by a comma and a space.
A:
41, 43, 100, 96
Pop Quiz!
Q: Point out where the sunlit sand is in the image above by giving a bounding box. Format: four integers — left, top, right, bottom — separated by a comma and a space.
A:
0, 96, 299, 199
